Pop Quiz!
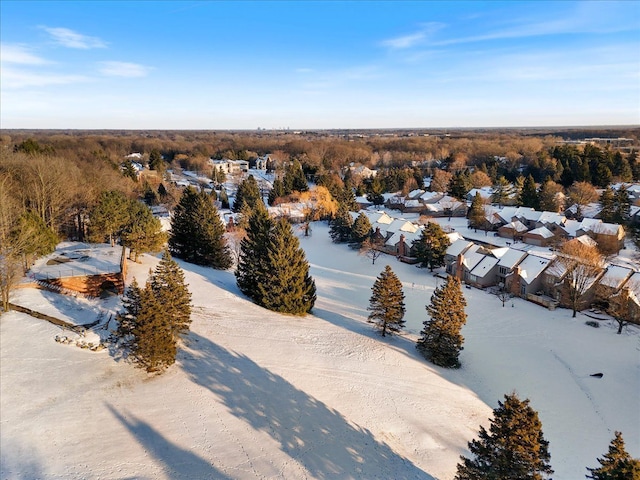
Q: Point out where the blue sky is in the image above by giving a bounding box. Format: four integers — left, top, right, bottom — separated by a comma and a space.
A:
1, 1, 639, 129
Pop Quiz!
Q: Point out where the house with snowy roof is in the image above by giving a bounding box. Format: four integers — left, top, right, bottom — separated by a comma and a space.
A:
594, 265, 635, 308
510, 254, 554, 298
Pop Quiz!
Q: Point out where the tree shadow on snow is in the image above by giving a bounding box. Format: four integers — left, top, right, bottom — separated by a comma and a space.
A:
106, 403, 233, 480
180, 331, 433, 480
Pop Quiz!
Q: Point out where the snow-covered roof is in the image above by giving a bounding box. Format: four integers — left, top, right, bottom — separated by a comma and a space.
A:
470, 255, 500, 278
501, 220, 529, 233
446, 238, 474, 257
625, 272, 640, 306
517, 255, 553, 284
408, 189, 426, 199
575, 235, 598, 247
467, 187, 493, 199
516, 209, 544, 222
404, 199, 422, 208
385, 229, 422, 247
560, 219, 581, 237
537, 211, 565, 225
497, 248, 528, 269
461, 244, 486, 271
599, 265, 634, 290
28, 242, 123, 280
386, 219, 419, 234
446, 231, 464, 243
526, 227, 555, 239
588, 222, 622, 236
420, 191, 444, 202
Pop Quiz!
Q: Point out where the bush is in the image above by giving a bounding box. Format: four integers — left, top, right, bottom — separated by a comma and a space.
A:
585, 320, 600, 328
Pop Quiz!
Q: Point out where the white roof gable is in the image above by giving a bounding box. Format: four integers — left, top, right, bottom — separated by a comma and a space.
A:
470, 255, 500, 278
517, 255, 552, 284
600, 265, 634, 290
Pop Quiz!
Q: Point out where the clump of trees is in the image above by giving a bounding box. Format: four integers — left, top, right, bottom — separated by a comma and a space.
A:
117, 250, 192, 373
417, 276, 467, 368
367, 265, 406, 337
455, 393, 554, 479
169, 186, 232, 269
236, 203, 316, 315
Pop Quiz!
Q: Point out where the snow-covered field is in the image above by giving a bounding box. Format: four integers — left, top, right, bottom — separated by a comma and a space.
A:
1, 221, 638, 479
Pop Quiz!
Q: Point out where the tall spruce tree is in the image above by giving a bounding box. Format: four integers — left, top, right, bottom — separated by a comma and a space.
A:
417, 275, 466, 368
117, 254, 192, 373
455, 393, 554, 480
412, 222, 451, 271
256, 217, 316, 315
367, 265, 406, 337
599, 188, 617, 223
268, 178, 286, 205
587, 431, 640, 480
613, 186, 631, 225
467, 192, 486, 231
235, 202, 272, 303
233, 175, 262, 213
149, 250, 192, 340
329, 203, 354, 243
121, 201, 167, 263
519, 174, 540, 209
351, 212, 372, 245
169, 187, 232, 269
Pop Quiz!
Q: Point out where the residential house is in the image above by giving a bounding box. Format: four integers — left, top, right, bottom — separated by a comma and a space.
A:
444, 239, 474, 277
496, 248, 528, 290
522, 226, 556, 247
509, 254, 554, 298
594, 265, 635, 309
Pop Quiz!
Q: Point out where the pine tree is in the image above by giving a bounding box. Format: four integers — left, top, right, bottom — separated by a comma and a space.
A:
235, 202, 272, 303
538, 178, 563, 212
122, 201, 167, 263
149, 250, 192, 340
519, 174, 540, 209
448, 170, 473, 200
169, 187, 232, 269
233, 175, 262, 213
283, 159, 309, 193
329, 203, 354, 243
148, 149, 164, 172
491, 176, 514, 207
417, 275, 467, 368
599, 188, 616, 223
351, 212, 372, 245
468, 193, 486, 231
587, 431, 640, 480
367, 265, 406, 337
412, 222, 451, 272
455, 393, 554, 480
117, 252, 192, 373
613, 186, 631, 225
268, 178, 286, 205
89, 190, 131, 246
256, 218, 316, 315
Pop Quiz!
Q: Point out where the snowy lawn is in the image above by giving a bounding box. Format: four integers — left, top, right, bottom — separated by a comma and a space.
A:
1, 221, 638, 479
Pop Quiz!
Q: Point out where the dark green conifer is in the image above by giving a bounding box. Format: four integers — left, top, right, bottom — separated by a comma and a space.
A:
412, 222, 451, 272
455, 393, 554, 480
169, 187, 232, 269
149, 250, 192, 340
233, 175, 262, 213
329, 203, 354, 243
587, 431, 640, 480
256, 218, 316, 315
351, 212, 372, 245
519, 174, 540, 209
283, 159, 308, 193
417, 275, 466, 368
122, 201, 167, 262
268, 178, 286, 205
235, 202, 272, 303
613, 186, 631, 224
467, 193, 486, 231
599, 188, 616, 223
367, 265, 406, 337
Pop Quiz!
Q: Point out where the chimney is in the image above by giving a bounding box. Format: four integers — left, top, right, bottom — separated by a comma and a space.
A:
399, 234, 406, 257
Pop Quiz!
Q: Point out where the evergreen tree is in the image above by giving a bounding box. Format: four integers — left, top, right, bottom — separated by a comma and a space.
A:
149, 250, 192, 341
351, 212, 372, 245
256, 218, 316, 315
599, 188, 616, 223
11, 211, 59, 272
169, 187, 232, 269
367, 265, 406, 337
148, 149, 164, 172
448, 170, 473, 200
455, 393, 554, 480
538, 178, 563, 212
468, 192, 486, 231
587, 431, 640, 480
329, 203, 354, 243
613, 186, 631, 225
283, 159, 309, 193
122, 201, 167, 262
519, 174, 540, 209
491, 176, 513, 206
339, 182, 359, 212
235, 202, 272, 303
121, 160, 138, 181
117, 254, 192, 373
412, 222, 451, 272
218, 189, 230, 209
268, 178, 286, 205
417, 276, 466, 368
366, 176, 385, 205
233, 175, 262, 213
89, 190, 131, 246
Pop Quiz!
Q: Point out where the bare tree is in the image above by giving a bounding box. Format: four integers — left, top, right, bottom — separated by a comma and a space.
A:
556, 240, 605, 317
360, 237, 385, 265
607, 281, 639, 334
568, 181, 598, 220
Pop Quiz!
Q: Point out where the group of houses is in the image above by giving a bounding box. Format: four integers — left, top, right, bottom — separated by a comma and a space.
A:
351, 208, 639, 322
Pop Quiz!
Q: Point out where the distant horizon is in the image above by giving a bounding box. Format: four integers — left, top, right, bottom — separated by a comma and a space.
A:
2, 1, 639, 129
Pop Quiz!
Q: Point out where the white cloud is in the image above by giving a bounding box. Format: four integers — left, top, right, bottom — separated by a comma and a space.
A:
98, 61, 152, 78
0, 43, 50, 65
380, 22, 446, 49
1, 66, 89, 89
41, 27, 107, 49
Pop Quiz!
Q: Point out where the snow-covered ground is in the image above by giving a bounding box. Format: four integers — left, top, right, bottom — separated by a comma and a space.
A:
1, 221, 638, 479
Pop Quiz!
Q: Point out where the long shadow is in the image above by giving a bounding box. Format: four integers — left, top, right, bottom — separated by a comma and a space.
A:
107, 404, 233, 480
181, 331, 434, 479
